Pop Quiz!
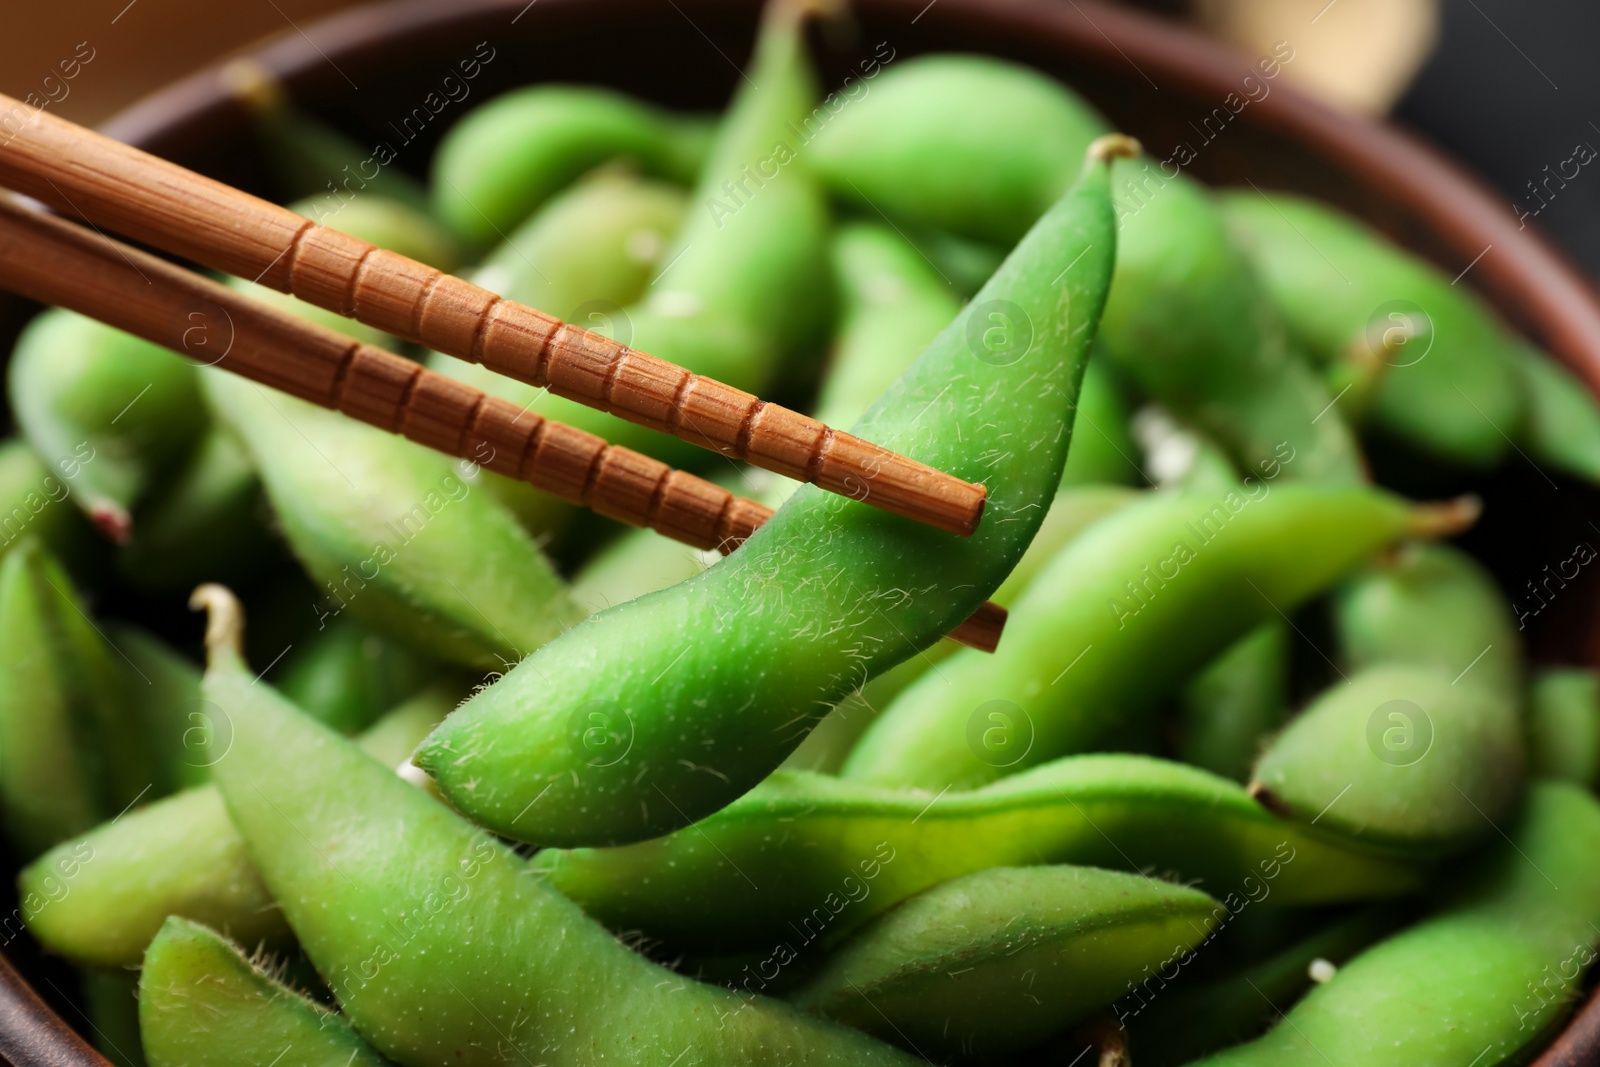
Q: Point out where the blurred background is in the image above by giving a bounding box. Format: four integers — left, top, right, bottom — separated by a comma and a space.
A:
8, 0, 1592, 279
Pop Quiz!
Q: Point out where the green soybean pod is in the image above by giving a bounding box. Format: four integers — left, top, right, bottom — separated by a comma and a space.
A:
1189, 781, 1600, 1066
276, 618, 440, 736
16, 685, 458, 970
1178, 622, 1291, 784
535, 755, 1420, 954
140, 917, 389, 1067
415, 137, 1125, 847
1221, 189, 1526, 469
114, 427, 272, 593
806, 54, 1110, 244
1250, 664, 1525, 856
0, 539, 150, 857
196, 589, 921, 1067
428, 172, 688, 533
1127, 906, 1402, 1065
1099, 165, 1365, 486
843, 485, 1460, 791
430, 83, 712, 249
8, 309, 205, 542
790, 865, 1221, 1058
1526, 667, 1600, 788
1331, 541, 1521, 698
1512, 344, 1600, 484
102, 624, 205, 795
0, 437, 90, 567
782, 486, 1141, 774
202, 368, 582, 670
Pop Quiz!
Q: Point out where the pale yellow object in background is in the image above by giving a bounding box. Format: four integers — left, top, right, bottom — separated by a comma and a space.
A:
1197, 0, 1440, 114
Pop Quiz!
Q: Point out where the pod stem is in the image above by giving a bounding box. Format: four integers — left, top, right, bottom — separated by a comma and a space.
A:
189, 583, 245, 668
1405, 495, 1482, 541
87, 500, 132, 544
1089, 133, 1142, 163
217, 58, 289, 125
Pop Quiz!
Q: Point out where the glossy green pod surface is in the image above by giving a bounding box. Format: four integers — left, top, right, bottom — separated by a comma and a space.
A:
536, 755, 1420, 954
843, 485, 1439, 790
1100, 167, 1365, 486
1250, 665, 1524, 856
140, 917, 389, 1067
1512, 344, 1600, 484
790, 865, 1220, 1057
0, 437, 89, 568
416, 142, 1122, 846
0, 540, 148, 857
430, 83, 712, 248
1189, 781, 1600, 1066
9, 309, 205, 541
807, 54, 1109, 243
17, 686, 457, 969
1221, 189, 1525, 468
199, 592, 921, 1067
1526, 667, 1600, 788
1332, 542, 1521, 697
203, 370, 582, 670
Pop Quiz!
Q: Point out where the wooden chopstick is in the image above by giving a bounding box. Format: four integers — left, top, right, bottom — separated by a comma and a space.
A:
0, 93, 988, 539
0, 192, 1008, 654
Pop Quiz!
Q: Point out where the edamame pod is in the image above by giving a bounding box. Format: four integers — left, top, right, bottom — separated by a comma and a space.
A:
843, 485, 1458, 790
1127, 906, 1402, 1065
430, 83, 712, 248
1250, 665, 1524, 856
1512, 344, 1600, 484
1221, 189, 1526, 468
198, 589, 921, 1067
0, 437, 90, 568
114, 427, 272, 593
1331, 541, 1521, 698
16, 685, 458, 969
428, 172, 688, 532
535, 755, 1420, 954
416, 138, 1125, 846
276, 618, 440, 735
1177, 622, 1291, 783
1063, 357, 1143, 487
1526, 667, 1600, 787
1189, 781, 1600, 1066
806, 54, 1110, 244
0, 539, 149, 856
790, 865, 1221, 1058
102, 624, 204, 795
140, 917, 389, 1067
1099, 166, 1366, 485
202, 370, 582, 670
782, 485, 1140, 774
9, 308, 205, 541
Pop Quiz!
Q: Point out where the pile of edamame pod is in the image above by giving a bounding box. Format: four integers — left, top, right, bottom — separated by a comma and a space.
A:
7, 1, 1600, 1063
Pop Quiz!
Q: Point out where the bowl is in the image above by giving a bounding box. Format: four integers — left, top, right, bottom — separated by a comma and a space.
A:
4, 0, 1599, 1062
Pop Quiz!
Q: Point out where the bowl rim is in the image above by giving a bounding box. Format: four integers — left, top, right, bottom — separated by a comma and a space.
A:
7, 0, 1593, 1063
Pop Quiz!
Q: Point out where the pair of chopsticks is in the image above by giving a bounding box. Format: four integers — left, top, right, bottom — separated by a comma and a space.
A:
0, 93, 1007, 652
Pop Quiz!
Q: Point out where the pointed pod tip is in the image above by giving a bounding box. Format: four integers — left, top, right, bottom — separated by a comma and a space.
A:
217, 57, 286, 120
1248, 780, 1293, 818
88, 502, 132, 544
189, 584, 246, 666
1088, 133, 1142, 164
1406, 494, 1482, 541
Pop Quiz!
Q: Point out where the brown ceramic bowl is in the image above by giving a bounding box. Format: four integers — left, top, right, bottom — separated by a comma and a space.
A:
4, 0, 1600, 1062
